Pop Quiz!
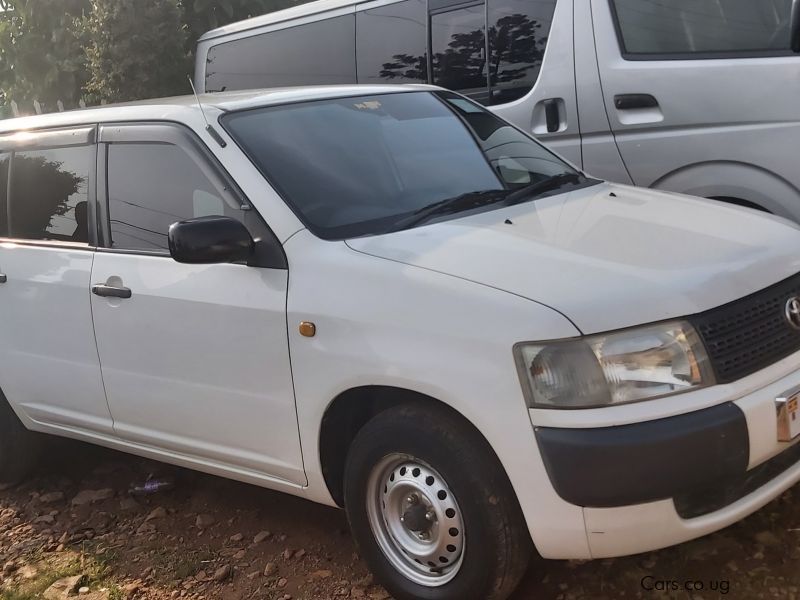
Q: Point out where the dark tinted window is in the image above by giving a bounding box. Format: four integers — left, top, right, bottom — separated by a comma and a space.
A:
488, 0, 556, 104
8, 146, 92, 243
431, 2, 489, 104
107, 143, 241, 251
223, 92, 580, 239
0, 154, 8, 236
205, 16, 356, 92
356, 0, 428, 83
611, 0, 793, 55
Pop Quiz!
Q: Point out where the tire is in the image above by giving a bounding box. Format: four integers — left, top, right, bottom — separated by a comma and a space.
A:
0, 395, 43, 484
344, 403, 532, 600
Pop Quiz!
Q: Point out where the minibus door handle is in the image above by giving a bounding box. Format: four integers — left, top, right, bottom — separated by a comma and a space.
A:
544, 99, 560, 133
614, 94, 659, 110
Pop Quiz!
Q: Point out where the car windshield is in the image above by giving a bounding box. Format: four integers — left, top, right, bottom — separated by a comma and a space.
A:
222, 91, 596, 239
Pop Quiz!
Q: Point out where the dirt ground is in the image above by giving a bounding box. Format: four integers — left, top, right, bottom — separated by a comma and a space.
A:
0, 438, 798, 600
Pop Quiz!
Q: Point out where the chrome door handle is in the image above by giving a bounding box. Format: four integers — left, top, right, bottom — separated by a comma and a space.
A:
92, 284, 132, 299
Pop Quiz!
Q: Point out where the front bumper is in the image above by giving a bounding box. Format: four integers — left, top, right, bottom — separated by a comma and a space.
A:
527, 353, 800, 559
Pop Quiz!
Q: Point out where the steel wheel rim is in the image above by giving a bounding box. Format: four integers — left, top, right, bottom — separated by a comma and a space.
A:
366, 453, 466, 587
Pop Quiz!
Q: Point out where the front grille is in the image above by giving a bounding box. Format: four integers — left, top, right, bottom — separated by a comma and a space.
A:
690, 273, 800, 383
674, 441, 800, 519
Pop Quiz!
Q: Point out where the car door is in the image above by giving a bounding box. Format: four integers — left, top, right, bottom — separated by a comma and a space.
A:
90, 122, 304, 485
591, 0, 800, 215
0, 128, 113, 432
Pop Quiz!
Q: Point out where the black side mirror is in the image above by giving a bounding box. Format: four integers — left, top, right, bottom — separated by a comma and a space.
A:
168, 216, 254, 264
793, 0, 800, 53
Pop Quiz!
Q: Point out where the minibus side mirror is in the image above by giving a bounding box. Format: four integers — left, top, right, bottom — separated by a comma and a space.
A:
168, 215, 254, 264
792, 0, 800, 53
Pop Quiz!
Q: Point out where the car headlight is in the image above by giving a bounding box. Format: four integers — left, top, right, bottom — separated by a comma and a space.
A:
514, 321, 715, 409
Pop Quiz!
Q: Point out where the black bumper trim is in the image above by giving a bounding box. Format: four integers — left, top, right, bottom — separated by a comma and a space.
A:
535, 402, 749, 508
674, 439, 800, 519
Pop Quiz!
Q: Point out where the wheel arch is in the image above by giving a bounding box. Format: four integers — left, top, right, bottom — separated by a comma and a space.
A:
318, 385, 510, 509
649, 160, 800, 220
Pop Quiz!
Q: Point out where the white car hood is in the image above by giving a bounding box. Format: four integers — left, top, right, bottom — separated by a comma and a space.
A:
346, 183, 800, 334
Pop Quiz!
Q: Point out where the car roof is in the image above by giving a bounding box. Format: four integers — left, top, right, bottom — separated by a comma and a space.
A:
0, 85, 436, 134
199, 0, 358, 41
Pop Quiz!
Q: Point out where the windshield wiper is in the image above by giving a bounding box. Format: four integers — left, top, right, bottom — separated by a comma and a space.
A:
502, 172, 584, 206
384, 189, 508, 233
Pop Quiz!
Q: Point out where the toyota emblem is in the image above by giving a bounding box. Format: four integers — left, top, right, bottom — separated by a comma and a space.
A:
786, 297, 800, 330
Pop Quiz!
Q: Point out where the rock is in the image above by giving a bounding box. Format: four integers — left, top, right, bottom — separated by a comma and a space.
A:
294, 549, 306, 560
19, 564, 38, 579
230, 533, 244, 542
72, 489, 114, 506
121, 582, 141, 597
119, 497, 140, 512
213, 564, 231, 582
351, 587, 366, 598
253, 531, 271, 544
34, 514, 56, 525
264, 562, 278, 577
277, 577, 288, 588
137, 521, 156, 535
246, 571, 260, 580
145, 507, 167, 521
40, 491, 65, 504
43, 575, 84, 600
309, 570, 333, 580
195, 514, 215, 529
233, 550, 246, 560
281, 549, 293, 560
78, 587, 90, 595
755, 530, 781, 547
3, 560, 17, 574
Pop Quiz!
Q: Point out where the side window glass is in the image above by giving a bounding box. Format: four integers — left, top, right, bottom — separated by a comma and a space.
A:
106, 143, 241, 252
488, 0, 556, 105
8, 146, 92, 244
356, 0, 428, 84
430, 1, 489, 104
205, 16, 356, 92
0, 153, 8, 236
611, 0, 793, 56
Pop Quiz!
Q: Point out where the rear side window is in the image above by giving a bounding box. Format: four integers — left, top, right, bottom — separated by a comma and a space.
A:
610, 0, 793, 57
205, 15, 356, 92
356, 0, 428, 84
106, 143, 241, 252
7, 146, 92, 244
429, 0, 557, 105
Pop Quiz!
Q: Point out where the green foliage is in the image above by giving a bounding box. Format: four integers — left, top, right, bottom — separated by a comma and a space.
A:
0, 0, 90, 109
0, 0, 308, 109
83, 0, 189, 103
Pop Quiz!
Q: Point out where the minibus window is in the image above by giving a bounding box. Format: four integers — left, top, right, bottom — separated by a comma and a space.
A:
357, 0, 428, 84
488, 0, 557, 104
205, 15, 356, 92
611, 0, 793, 56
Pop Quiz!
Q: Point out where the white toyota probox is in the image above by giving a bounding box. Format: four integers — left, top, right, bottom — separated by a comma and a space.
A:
1, 85, 800, 600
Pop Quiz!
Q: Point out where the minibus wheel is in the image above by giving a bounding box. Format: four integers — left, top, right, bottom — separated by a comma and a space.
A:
344, 403, 531, 600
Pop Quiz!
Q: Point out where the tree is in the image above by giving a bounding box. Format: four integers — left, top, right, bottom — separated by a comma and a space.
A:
0, 0, 90, 109
82, 0, 189, 103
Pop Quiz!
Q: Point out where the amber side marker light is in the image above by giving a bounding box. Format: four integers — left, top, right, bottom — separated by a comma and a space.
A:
299, 321, 316, 337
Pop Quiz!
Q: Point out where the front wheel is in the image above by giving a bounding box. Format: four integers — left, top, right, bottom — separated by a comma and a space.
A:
344, 404, 531, 600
